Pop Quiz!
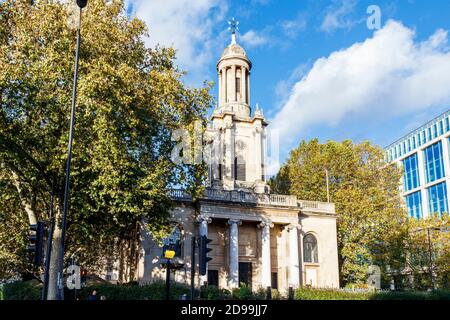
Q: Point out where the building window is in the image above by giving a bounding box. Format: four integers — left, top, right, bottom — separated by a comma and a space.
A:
424, 141, 445, 183
238, 262, 252, 288
234, 156, 246, 181
218, 164, 223, 180
428, 127, 432, 141
402, 153, 420, 191
418, 133, 422, 146
208, 270, 219, 287
162, 225, 183, 259
428, 182, 448, 216
446, 118, 450, 132
271, 272, 278, 289
303, 234, 318, 264
439, 120, 444, 135
405, 191, 423, 219
433, 124, 438, 139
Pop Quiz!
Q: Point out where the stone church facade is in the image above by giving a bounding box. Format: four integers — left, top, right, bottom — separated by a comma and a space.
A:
137, 28, 340, 292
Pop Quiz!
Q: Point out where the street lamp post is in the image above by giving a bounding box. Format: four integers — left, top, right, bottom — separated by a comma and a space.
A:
58, 0, 88, 300
164, 250, 176, 300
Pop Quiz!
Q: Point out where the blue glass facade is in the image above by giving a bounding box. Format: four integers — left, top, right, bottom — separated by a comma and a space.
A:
385, 110, 450, 219
424, 142, 445, 183
385, 110, 450, 162
428, 182, 448, 216
402, 154, 420, 191
405, 192, 422, 219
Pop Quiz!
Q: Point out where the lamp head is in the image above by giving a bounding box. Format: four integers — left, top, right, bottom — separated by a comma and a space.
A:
77, 0, 88, 8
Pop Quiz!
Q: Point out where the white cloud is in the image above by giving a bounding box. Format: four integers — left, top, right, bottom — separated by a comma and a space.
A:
320, 0, 357, 33
240, 29, 269, 48
126, 0, 228, 84
281, 14, 307, 39
271, 20, 450, 150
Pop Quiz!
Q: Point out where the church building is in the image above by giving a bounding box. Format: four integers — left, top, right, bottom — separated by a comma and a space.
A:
137, 23, 340, 292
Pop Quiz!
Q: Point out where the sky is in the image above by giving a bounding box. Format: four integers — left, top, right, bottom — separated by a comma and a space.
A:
125, 0, 450, 170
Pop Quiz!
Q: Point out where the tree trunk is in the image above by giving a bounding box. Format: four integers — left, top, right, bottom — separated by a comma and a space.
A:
10, 168, 37, 225
47, 202, 63, 300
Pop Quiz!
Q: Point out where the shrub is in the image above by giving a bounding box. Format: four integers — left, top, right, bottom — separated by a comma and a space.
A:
295, 287, 450, 300
295, 288, 370, 300
232, 284, 253, 300
200, 285, 231, 300
253, 287, 268, 300
78, 280, 192, 300
3, 280, 41, 300
271, 288, 280, 300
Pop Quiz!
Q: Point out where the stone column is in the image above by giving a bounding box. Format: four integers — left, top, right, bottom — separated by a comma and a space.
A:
223, 122, 234, 183
228, 219, 242, 289
288, 224, 300, 288
258, 220, 273, 288
197, 215, 212, 286
255, 126, 262, 181
212, 127, 223, 181
218, 71, 222, 105
261, 129, 267, 182
247, 71, 251, 106
241, 66, 246, 104
222, 67, 227, 104
230, 65, 236, 102
417, 150, 429, 218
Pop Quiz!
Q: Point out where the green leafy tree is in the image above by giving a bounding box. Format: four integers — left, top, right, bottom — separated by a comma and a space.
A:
0, 0, 212, 299
404, 213, 450, 290
270, 139, 408, 286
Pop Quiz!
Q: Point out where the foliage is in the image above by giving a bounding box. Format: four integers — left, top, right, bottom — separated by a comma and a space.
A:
270, 139, 408, 286
402, 213, 450, 290
0, 0, 212, 291
294, 287, 450, 300
2, 280, 41, 300
231, 284, 253, 300
200, 285, 231, 300
77, 281, 193, 300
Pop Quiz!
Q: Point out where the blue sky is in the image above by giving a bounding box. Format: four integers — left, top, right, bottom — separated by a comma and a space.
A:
126, 0, 450, 168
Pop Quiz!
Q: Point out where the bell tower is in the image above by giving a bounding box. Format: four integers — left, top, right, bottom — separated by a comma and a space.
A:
216, 18, 252, 117
209, 19, 268, 194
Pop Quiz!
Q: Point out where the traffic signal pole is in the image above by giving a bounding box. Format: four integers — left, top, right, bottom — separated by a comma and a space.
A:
190, 236, 196, 300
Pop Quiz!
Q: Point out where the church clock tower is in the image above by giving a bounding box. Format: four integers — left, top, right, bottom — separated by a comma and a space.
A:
209, 19, 268, 194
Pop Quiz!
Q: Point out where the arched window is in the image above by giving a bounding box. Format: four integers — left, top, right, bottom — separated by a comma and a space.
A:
162, 225, 183, 258
303, 234, 318, 263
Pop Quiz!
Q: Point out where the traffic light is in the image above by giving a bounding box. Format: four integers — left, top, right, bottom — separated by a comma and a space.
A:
27, 221, 45, 266
198, 235, 212, 276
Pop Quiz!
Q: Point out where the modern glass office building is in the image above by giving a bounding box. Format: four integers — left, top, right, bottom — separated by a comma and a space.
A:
385, 110, 450, 219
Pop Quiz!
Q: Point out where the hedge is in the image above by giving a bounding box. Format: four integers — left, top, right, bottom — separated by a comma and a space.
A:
294, 288, 450, 300
2, 280, 42, 300
3, 280, 449, 300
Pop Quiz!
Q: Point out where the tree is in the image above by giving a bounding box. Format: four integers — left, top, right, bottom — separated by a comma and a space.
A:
0, 0, 212, 299
404, 213, 450, 290
270, 139, 408, 286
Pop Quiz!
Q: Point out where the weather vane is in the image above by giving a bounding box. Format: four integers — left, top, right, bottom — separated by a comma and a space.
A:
228, 17, 239, 44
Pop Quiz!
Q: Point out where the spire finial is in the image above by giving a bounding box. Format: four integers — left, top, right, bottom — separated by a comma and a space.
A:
228, 17, 239, 45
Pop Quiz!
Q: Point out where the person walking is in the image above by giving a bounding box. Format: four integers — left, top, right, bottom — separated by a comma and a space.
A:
88, 290, 97, 300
